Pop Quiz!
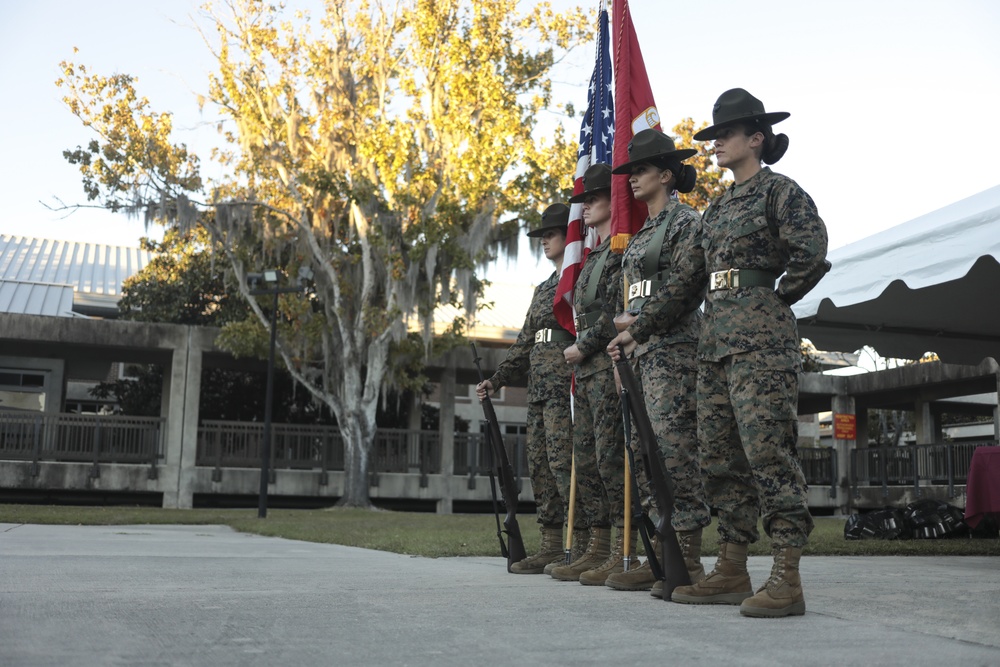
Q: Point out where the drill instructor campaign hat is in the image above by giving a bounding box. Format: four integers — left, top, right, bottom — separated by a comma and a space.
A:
611, 129, 697, 174
693, 88, 790, 141
526, 203, 570, 237
568, 163, 613, 203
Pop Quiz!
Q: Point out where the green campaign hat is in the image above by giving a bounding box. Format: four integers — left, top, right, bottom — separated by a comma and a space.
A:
611, 129, 697, 174
568, 163, 613, 203
527, 203, 570, 237
693, 88, 790, 141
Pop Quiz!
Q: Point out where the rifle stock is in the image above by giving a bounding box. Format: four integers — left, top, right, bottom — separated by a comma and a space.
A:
471, 343, 527, 572
615, 357, 692, 598
621, 399, 664, 582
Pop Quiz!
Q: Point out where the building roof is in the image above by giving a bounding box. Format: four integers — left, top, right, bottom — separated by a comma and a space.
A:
0, 234, 154, 317
428, 281, 534, 343
0, 233, 536, 337
0, 280, 76, 318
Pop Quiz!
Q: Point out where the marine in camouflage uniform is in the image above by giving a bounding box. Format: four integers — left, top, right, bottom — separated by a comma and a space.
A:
695, 165, 829, 551
671, 88, 831, 618
571, 238, 623, 519
621, 200, 710, 536
487, 269, 575, 529
549, 163, 626, 584
482, 205, 580, 575
604, 130, 710, 595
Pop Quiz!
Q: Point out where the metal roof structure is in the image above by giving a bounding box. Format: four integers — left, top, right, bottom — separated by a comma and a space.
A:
0, 234, 154, 317
0, 281, 76, 318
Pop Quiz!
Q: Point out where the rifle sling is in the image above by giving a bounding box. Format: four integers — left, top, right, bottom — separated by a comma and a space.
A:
581, 244, 611, 312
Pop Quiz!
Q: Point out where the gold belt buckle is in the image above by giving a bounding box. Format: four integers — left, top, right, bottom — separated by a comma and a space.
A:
627, 280, 651, 306
710, 269, 738, 292
534, 329, 552, 343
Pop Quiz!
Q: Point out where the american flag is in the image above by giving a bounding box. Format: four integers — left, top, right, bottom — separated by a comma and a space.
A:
553, 2, 615, 334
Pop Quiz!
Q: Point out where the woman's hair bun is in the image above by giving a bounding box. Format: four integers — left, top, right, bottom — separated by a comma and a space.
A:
763, 133, 789, 165
675, 163, 697, 193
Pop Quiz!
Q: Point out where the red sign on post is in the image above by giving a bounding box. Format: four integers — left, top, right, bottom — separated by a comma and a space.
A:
833, 413, 857, 441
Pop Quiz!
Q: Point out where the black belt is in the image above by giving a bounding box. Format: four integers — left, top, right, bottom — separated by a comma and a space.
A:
708, 269, 777, 292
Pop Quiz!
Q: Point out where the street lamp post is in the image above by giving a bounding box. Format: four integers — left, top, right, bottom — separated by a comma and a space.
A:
247, 269, 307, 519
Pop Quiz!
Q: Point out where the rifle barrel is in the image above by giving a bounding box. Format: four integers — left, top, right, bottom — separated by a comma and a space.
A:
471, 342, 527, 571
615, 357, 692, 599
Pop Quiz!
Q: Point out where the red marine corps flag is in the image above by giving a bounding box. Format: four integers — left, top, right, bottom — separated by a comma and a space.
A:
609, 0, 661, 253
553, 1, 614, 334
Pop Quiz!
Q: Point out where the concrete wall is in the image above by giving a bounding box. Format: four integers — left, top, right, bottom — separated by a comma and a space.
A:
2, 313, 995, 514
0, 460, 538, 510
0, 314, 216, 509
7, 452, 971, 514
0, 314, 527, 510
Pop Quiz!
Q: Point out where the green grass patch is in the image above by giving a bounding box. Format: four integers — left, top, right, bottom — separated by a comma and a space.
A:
1, 504, 997, 557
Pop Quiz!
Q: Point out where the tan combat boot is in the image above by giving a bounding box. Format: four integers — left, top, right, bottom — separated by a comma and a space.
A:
650, 528, 705, 599
680, 528, 706, 583
544, 528, 588, 575
579, 528, 637, 586
511, 525, 564, 574
550, 527, 611, 581
606, 536, 659, 591
740, 546, 806, 618
671, 542, 752, 605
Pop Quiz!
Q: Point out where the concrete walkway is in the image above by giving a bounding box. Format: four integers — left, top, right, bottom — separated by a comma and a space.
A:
1, 523, 998, 667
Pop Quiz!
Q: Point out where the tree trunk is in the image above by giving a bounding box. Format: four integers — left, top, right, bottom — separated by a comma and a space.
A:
890, 410, 905, 447
337, 411, 375, 508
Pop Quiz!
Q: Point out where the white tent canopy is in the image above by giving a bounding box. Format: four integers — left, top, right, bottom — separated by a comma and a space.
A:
793, 185, 1000, 365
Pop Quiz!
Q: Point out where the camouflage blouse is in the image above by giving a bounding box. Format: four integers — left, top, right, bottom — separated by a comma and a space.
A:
623, 199, 706, 357
488, 271, 574, 403
573, 236, 623, 379
699, 167, 831, 362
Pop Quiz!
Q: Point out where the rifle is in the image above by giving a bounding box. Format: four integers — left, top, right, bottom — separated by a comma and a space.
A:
615, 357, 691, 599
471, 342, 527, 572
621, 395, 664, 582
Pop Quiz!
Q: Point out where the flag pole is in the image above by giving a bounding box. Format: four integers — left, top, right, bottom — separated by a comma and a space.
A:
556, 0, 613, 563
564, 452, 578, 564
621, 275, 632, 569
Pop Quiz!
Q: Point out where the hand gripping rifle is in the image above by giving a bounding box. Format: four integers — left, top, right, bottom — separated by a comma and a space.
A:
615, 357, 691, 599
471, 343, 527, 572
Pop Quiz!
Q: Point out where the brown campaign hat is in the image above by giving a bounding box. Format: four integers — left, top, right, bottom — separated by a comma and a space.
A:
568, 163, 613, 203
526, 203, 570, 237
611, 129, 697, 174
693, 88, 790, 141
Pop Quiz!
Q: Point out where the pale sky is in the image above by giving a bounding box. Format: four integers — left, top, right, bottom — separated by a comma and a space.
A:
2, 0, 999, 287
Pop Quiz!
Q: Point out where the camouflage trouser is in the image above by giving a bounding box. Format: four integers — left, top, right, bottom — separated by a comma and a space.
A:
630, 343, 711, 533
697, 349, 814, 548
572, 368, 623, 528
525, 395, 573, 527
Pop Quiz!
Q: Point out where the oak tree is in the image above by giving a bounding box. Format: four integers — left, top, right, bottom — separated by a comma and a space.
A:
58, 0, 590, 506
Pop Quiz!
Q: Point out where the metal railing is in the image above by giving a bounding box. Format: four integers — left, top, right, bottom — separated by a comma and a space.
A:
850, 441, 993, 499
0, 410, 163, 478
9, 410, 989, 505
196, 422, 444, 486
799, 446, 838, 498
454, 431, 528, 493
